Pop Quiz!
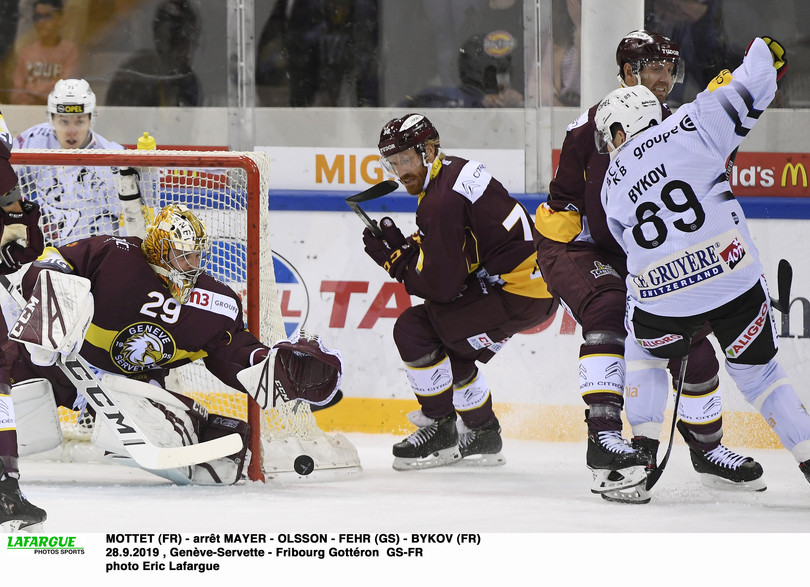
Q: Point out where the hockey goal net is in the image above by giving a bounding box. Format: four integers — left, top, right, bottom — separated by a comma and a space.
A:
10, 148, 360, 482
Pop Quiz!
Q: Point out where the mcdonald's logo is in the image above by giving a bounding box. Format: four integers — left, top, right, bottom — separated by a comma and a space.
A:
782, 162, 808, 188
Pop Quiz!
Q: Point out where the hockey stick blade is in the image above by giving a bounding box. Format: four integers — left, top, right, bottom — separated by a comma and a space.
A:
345, 179, 399, 203
345, 180, 399, 237
771, 259, 793, 314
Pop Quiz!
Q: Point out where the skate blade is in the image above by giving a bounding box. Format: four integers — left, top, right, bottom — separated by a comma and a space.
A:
457, 452, 506, 467
392, 446, 461, 471
601, 484, 652, 504
589, 465, 647, 494
1, 519, 45, 533
697, 472, 767, 492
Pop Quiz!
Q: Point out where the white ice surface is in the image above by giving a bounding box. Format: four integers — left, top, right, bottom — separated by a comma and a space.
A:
9, 433, 810, 584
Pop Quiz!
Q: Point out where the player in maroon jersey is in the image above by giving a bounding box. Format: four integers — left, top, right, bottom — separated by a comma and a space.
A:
0, 204, 342, 530
535, 30, 763, 503
0, 128, 48, 531
363, 113, 558, 470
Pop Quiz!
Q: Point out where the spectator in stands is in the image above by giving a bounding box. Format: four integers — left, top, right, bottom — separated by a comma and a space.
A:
645, 0, 738, 106
255, 0, 379, 107
552, 0, 581, 107
400, 34, 522, 108
460, 0, 524, 99
106, 0, 202, 107
10, 0, 79, 105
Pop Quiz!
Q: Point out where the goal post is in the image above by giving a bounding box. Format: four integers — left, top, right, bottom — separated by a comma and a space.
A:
9, 148, 361, 482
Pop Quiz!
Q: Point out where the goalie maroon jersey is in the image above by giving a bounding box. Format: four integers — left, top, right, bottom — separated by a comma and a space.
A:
401, 155, 551, 303
16, 235, 264, 394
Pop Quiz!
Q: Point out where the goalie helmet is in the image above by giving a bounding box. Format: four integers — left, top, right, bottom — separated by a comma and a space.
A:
594, 85, 662, 158
616, 30, 683, 87
47, 79, 97, 125
142, 204, 210, 304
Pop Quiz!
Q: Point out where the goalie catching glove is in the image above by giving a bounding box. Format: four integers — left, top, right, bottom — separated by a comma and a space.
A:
237, 329, 343, 410
362, 217, 418, 281
8, 270, 93, 366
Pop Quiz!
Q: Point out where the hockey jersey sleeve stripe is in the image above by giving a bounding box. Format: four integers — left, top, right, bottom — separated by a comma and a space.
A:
716, 81, 763, 137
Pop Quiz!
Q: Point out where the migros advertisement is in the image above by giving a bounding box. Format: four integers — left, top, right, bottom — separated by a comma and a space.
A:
260, 147, 810, 447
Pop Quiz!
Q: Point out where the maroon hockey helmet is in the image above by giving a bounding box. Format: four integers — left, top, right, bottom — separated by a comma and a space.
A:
616, 30, 683, 84
378, 114, 440, 158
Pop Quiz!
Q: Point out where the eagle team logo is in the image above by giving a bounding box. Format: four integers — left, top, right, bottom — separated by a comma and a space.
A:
110, 322, 177, 373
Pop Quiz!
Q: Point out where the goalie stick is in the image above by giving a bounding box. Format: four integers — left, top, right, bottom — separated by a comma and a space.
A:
345, 179, 399, 237
0, 273, 242, 470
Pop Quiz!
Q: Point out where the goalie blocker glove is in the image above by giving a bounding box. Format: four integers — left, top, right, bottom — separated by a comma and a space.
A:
0, 200, 44, 273
237, 330, 343, 410
362, 216, 418, 281
8, 270, 94, 366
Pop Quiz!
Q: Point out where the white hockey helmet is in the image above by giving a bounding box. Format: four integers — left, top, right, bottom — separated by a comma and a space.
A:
47, 79, 97, 126
594, 85, 661, 158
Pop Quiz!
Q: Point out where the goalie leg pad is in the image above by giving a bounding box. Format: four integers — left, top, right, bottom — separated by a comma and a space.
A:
190, 415, 251, 485
90, 382, 202, 483
10, 379, 63, 456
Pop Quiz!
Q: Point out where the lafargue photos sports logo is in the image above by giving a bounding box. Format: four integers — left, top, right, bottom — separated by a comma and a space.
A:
6, 535, 84, 555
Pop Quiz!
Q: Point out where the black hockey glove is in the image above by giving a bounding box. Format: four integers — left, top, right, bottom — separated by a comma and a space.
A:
0, 200, 44, 274
362, 217, 417, 282
748, 36, 787, 81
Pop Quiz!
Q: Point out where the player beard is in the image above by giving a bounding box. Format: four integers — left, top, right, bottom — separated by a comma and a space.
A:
399, 172, 422, 195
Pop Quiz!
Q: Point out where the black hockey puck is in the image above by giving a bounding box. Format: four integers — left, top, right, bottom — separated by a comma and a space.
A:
294, 455, 315, 476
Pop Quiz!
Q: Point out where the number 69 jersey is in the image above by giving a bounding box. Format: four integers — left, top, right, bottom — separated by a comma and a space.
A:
22, 235, 265, 391
600, 38, 778, 318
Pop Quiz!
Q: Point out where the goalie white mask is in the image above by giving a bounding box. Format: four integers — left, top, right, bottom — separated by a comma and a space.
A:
142, 204, 210, 304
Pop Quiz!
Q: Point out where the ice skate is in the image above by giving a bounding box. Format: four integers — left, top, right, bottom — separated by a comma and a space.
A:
457, 417, 505, 467
632, 436, 660, 469
676, 421, 766, 491
588, 429, 649, 495
0, 474, 47, 532
585, 407, 650, 502
392, 411, 461, 471
800, 460, 810, 484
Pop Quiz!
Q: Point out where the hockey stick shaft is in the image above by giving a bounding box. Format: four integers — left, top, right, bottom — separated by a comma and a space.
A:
345, 180, 399, 237
0, 273, 242, 470
645, 355, 688, 491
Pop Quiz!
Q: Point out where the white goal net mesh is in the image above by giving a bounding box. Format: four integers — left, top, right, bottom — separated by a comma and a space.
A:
11, 148, 360, 481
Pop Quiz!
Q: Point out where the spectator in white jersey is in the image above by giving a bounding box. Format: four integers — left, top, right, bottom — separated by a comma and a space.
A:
14, 79, 127, 247
596, 37, 810, 491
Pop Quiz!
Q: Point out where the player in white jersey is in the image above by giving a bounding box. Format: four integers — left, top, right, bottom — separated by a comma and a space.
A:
14, 79, 126, 247
597, 37, 810, 489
